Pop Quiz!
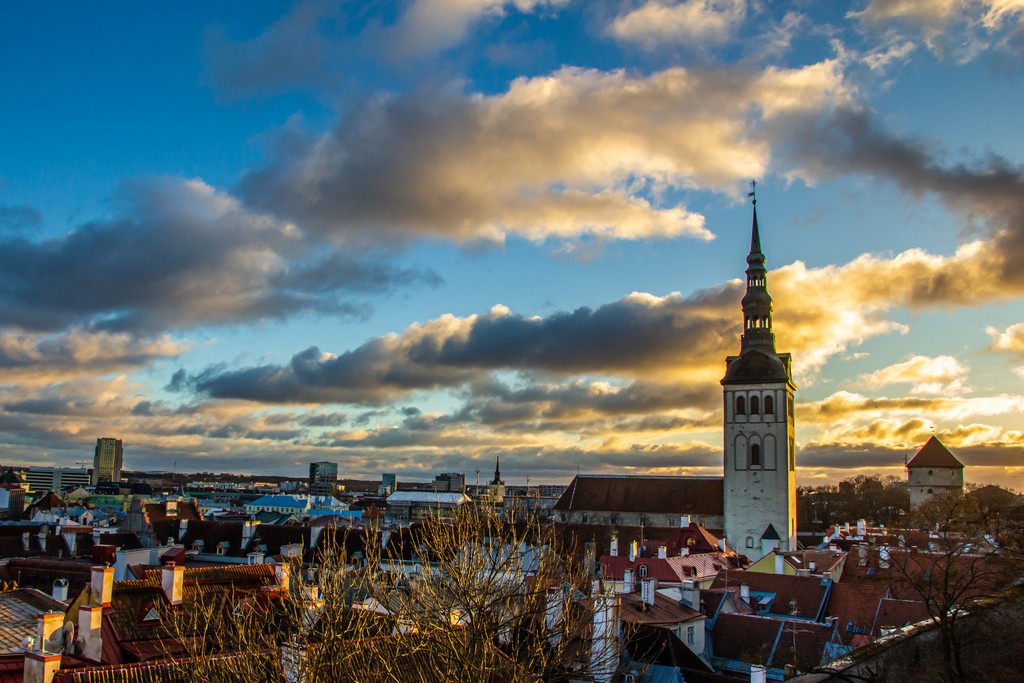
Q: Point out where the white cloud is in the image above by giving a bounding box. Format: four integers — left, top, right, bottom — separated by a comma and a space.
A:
607, 0, 746, 50
858, 354, 968, 394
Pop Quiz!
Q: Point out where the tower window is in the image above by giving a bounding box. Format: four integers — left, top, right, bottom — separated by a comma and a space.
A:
764, 395, 774, 414
750, 444, 761, 468
735, 396, 746, 415
750, 396, 760, 414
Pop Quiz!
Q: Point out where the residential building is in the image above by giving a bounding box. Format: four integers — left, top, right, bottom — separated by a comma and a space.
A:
906, 435, 964, 507
91, 437, 123, 485
308, 461, 338, 497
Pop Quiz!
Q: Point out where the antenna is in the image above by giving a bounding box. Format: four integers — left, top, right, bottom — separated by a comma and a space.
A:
747, 179, 757, 205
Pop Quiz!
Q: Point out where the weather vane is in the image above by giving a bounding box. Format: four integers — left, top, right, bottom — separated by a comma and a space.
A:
747, 179, 757, 205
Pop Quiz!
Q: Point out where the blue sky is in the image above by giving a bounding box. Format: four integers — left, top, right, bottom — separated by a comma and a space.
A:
1, 0, 1023, 487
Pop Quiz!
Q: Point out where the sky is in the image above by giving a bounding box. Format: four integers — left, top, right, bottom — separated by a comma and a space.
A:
1, 1, 1023, 488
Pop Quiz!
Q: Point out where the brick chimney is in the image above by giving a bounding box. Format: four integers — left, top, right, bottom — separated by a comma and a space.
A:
161, 564, 184, 605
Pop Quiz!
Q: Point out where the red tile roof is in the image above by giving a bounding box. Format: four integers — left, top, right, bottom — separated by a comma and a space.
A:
618, 592, 704, 626
711, 612, 835, 670
907, 436, 963, 469
710, 571, 830, 620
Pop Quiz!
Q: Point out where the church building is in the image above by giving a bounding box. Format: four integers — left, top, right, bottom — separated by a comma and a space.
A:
554, 196, 798, 555
721, 199, 797, 553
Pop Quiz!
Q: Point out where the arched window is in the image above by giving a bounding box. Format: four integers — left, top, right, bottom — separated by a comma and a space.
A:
735, 396, 746, 415
764, 395, 774, 414
750, 395, 760, 414
750, 444, 761, 468
639, 564, 648, 578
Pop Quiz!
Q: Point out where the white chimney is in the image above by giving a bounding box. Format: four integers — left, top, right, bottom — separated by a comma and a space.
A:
809, 561, 817, 572
92, 529, 102, 546
640, 577, 658, 606
51, 579, 69, 603
37, 612, 64, 654
247, 551, 265, 565
622, 568, 635, 594
77, 605, 103, 662
545, 586, 565, 646
309, 525, 324, 549
90, 566, 113, 607
774, 553, 785, 575
275, 562, 291, 592
856, 519, 867, 536
750, 664, 767, 683
657, 546, 667, 559
628, 540, 638, 562
680, 515, 691, 528
880, 546, 891, 569
590, 582, 620, 683
740, 584, 750, 603
242, 520, 258, 549
609, 535, 619, 557
23, 651, 61, 683
680, 547, 689, 557
161, 565, 184, 605
281, 542, 303, 559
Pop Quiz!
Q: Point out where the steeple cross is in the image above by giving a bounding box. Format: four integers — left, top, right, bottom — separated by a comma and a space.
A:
748, 179, 757, 205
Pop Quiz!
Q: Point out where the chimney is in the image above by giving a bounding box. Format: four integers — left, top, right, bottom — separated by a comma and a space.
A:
681, 579, 699, 610
77, 605, 103, 662
92, 529, 102, 546
740, 584, 750, 604
856, 519, 867, 536
247, 550, 265, 565
622, 568, 634, 594
90, 566, 113, 607
628, 540, 638, 562
657, 546, 667, 560
640, 577, 658, 606
609, 534, 619, 557
309, 525, 324, 549
880, 546, 891, 569
161, 565, 184, 605
774, 553, 785, 575
680, 547, 689, 556
51, 579, 69, 603
275, 562, 291, 592
281, 542, 303, 559
37, 613, 64, 654
23, 651, 61, 683
680, 515, 690, 528
21, 532, 30, 552
178, 519, 189, 540
750, 664, 767, 683
589, 581, 620, 683
545, 586, 565, 646
809, 561, 817, 572
242, 520, 258, 549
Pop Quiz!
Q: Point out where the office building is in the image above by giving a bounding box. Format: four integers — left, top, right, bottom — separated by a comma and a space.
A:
92, 437, 124, 485
309, 461, 338, 496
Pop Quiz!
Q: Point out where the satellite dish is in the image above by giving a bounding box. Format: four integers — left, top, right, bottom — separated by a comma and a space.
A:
21, 636, 34, 652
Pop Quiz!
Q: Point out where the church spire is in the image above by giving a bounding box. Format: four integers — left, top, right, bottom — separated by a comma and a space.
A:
740, 188, 775, 353
490, 456, 503, 486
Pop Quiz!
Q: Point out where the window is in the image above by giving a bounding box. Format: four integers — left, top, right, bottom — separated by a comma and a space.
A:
764, 395, 774, 414
687, 625, 695, 645
750, 444, 761, 468
735, 395, 746, 415
639, 564, 648, 578
750, 395, 760, 414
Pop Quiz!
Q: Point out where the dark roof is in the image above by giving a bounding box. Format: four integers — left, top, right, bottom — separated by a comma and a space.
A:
721, 350, 791, 385
906, 436, 963, 469
761, 523, 780, 541
553, 475, 723, 515
710, 571, 830, 620
824, 581, 890, 642
623, 624, 714, 673
711, 612, 835, 670
617, 593, 704, 626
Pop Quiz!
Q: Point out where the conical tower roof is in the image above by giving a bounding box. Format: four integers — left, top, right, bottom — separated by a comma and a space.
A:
907, 436, 963, 469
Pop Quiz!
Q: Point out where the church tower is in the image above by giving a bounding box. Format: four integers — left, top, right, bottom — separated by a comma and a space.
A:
721, 195, 797, 554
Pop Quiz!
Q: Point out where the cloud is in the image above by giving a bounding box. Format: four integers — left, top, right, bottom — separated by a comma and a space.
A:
800, 390, 1024, 426
858, 354, 968, 394
240, 62, 850, 246
607, 0, 747, 50
0, 204, 42, 233
849, 0, 1024, 60
200, 0, 347, 100
386, 0, 567, 59
0, 177, 438, 333
0, 329, 185, 385
987, 322, 1024, 355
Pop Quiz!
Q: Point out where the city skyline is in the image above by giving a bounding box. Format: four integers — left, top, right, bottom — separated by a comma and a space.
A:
1, 2, 1023, 486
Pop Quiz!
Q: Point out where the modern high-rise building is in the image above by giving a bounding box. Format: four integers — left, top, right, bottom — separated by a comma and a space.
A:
433, 472, 465, 493
92, 437, 124, 486
380, 472, 398, 496
25, 466, 91, 493
309, 461, 338, 496
721, 199, 797, 553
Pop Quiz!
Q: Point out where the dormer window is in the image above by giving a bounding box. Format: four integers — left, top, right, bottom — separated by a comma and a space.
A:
638, 564, 648, 578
